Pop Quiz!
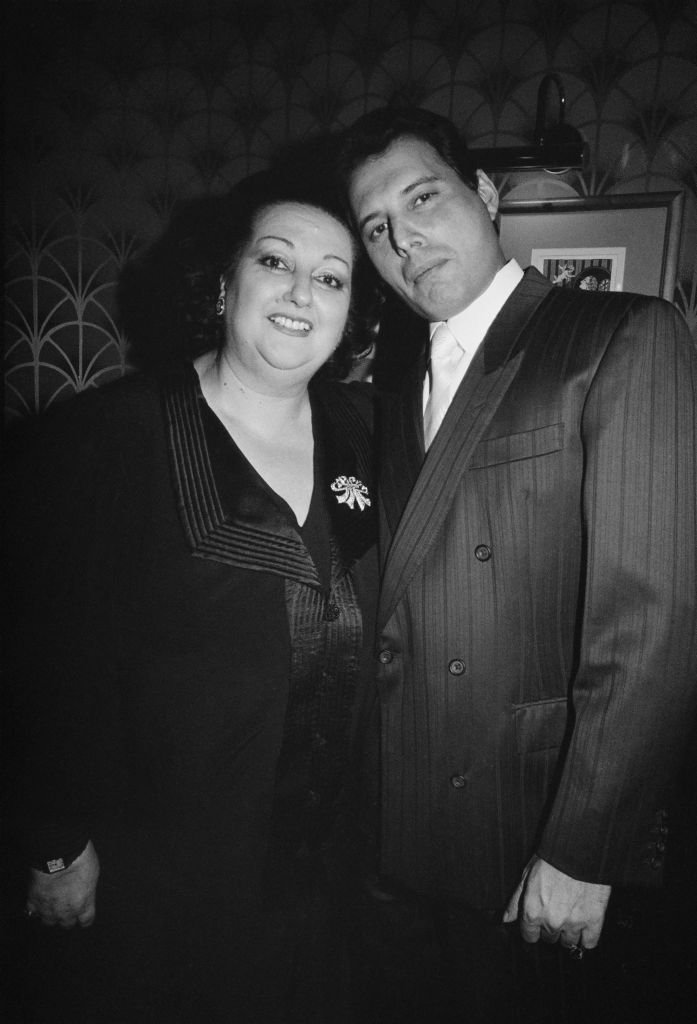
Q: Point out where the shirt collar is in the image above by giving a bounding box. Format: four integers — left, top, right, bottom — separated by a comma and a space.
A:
429, 259, 524, 351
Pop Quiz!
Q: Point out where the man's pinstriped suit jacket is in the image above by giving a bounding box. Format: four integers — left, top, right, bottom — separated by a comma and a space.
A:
375, 267, 697, 909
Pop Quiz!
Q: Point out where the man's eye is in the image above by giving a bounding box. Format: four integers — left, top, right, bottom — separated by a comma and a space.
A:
413, 192, 434, 207
259, 255, 288, 271
367, 222, 387, 243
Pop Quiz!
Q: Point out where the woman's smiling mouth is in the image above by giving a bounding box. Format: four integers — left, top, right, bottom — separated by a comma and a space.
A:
268, 314, 312, 333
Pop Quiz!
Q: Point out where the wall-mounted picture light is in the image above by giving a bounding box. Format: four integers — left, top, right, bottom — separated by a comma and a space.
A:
470, 74, 587, 173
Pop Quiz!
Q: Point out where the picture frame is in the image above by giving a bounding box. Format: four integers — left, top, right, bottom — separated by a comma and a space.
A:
529, 247, 625, 293
498, 192, 683, 300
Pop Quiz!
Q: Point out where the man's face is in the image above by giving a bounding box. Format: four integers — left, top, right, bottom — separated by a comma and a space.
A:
348, 136, 505, 321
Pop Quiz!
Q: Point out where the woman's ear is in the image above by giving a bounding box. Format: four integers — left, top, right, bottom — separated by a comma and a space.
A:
216, 276, 227, 317
475, 170, 499, 221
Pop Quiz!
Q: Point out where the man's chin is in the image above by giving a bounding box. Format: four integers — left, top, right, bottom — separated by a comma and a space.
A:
407, 281, 468, 322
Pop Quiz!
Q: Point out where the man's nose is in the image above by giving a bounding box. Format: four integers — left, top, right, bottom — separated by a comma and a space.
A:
390, 216, 423, 257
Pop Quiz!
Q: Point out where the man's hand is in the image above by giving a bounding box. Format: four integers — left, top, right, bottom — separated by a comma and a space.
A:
502, 856, 611, 950
26, 840, 100, 928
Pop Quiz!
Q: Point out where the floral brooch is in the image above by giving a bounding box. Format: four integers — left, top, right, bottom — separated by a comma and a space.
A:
331, 475, 371, 511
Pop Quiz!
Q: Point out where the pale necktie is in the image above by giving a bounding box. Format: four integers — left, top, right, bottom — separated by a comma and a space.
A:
423, 322, 465, 449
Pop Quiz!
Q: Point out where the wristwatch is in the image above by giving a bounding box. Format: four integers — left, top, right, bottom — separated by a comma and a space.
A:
38, 856, 72, 873
31, 841, 88, 874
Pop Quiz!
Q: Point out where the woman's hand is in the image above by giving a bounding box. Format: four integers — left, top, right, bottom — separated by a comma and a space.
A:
26, 840, 100, 928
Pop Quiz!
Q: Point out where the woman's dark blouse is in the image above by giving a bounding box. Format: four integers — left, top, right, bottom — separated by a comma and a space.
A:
7, 366, 378, 897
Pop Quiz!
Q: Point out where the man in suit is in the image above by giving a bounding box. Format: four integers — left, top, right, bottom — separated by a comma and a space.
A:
337, 107, 697, 1022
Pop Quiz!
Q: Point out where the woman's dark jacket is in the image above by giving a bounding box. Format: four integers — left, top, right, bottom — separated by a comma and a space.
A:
6, 366, 378, 898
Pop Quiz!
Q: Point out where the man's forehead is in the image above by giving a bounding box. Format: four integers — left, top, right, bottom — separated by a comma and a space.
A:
355, 136, 443, 176
349, 137, 447, 207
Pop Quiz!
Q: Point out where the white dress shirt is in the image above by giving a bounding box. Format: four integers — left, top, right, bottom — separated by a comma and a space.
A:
423, 259, 524, 421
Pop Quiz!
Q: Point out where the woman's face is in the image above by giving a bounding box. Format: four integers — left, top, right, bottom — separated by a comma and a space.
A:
222, 202, 354, 391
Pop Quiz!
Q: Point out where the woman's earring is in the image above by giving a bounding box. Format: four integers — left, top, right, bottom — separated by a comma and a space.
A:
216, 295, 225, 317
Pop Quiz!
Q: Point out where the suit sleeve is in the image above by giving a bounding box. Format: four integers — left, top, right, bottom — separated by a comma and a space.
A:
537, 299, 697, 885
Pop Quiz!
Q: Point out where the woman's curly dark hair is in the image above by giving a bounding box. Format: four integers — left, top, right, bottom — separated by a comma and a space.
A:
120, 144, 380, 381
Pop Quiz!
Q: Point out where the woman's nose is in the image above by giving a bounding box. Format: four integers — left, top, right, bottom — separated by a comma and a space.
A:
286, 273, 312, 306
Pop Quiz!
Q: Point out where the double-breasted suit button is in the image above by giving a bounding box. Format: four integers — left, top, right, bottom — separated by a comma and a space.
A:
448, 659, 465, 676
378, 649, 393, 664
324, 603, 340, 621
450, 775, 467, 789
474, 544, 492, 562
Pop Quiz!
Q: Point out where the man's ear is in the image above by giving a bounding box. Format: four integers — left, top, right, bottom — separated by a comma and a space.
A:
475, 170, 499, 221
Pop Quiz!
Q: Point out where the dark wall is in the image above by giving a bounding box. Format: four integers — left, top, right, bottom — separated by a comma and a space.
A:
4, 0, 697, 419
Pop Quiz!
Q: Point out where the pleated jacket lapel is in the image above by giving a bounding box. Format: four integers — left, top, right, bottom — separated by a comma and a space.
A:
164, 370, 320, 586
164, 372, 375, 590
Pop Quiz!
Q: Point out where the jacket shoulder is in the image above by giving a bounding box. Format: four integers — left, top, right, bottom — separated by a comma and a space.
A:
5, 372, 164, 472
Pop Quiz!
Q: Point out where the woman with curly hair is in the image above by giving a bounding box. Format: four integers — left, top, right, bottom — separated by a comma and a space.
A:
9, 165, 379, 1023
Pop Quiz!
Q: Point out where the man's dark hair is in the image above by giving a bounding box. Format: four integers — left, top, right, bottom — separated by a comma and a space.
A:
335, 105, 478, 212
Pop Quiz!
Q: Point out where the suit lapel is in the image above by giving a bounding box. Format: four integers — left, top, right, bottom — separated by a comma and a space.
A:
378, 269, 552, 628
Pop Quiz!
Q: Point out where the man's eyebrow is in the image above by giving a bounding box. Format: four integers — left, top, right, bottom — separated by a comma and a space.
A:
358, 174, 441, 233
255, 235, 350, 268
403, 174, 440, 196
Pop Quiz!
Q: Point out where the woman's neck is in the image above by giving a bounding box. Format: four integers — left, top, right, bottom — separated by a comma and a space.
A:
194, 348, 315, 525
196, 349, 311, 433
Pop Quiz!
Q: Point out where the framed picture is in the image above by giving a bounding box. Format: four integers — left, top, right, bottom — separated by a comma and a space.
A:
498, 192, 683, 300
530, 248, 625, 292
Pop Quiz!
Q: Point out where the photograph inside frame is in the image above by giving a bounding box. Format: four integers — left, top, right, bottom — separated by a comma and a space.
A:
532, 247, 626, 291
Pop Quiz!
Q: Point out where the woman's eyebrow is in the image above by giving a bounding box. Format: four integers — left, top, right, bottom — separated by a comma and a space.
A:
255, 235, 350, 267
256, 233, 293, 247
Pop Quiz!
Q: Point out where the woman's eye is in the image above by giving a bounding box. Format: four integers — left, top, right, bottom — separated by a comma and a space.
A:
259, 254, 288, 271
316, 273, 344, 290
413, 192, 434, 207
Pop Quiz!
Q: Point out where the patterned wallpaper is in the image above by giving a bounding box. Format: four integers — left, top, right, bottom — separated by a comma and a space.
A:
4, 0, 697, 422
